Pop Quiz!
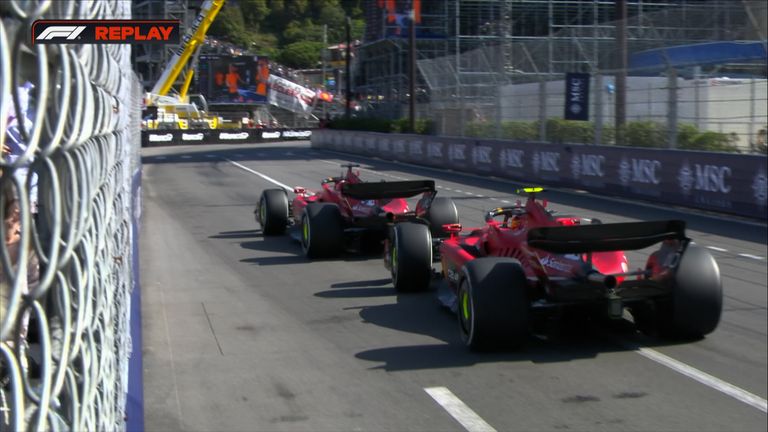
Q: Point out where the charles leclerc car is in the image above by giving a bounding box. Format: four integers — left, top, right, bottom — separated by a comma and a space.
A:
385, 187, 722, 350
255, 164, 459, 259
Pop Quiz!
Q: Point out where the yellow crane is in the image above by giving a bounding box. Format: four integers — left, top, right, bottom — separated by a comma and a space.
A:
145, 0, 226, 129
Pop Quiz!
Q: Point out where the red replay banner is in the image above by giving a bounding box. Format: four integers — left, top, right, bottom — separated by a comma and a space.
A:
31, 20, 180, 45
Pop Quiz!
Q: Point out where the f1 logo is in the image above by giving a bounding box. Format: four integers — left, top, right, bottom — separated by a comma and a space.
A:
36, 25, 86, 41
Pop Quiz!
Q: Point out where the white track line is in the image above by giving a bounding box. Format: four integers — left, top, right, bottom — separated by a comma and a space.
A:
636, 348, 767, 413
425, 387, 497, 432
706, 246, 728, 252
226, 159, 292, 191
738, 253, 764, 260
227, 152, 767, 415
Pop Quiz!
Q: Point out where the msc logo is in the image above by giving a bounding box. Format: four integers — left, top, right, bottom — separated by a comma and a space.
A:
36, 26, 86, 41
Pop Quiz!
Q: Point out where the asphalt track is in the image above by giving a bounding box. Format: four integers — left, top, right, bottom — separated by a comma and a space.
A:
140, 141, 767, 432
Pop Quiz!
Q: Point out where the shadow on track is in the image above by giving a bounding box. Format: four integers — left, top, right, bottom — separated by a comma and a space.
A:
325, 279, 700, 371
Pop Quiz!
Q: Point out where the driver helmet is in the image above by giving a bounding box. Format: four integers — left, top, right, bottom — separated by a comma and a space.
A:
509, 215, 523, 230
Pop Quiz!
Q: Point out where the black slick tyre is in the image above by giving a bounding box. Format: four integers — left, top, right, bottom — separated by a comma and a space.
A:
257, 189, 289, 235
300, 203, 344, 258
458, 258, 529, 350
390, 222, 433, 292
660, 244, 722, 338
427, 197, 459, 238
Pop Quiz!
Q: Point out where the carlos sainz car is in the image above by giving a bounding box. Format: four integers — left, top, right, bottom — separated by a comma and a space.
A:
255, 164, 459, 258
385, 187, 722, 350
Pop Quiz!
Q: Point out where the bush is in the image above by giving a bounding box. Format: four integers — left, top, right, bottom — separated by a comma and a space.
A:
502, 121, 538, 141
544, 119, 595, 144
623, 121, 666, 148
465, 121, 493, 138
681, 131, 740, 153
390, 118, 434, 134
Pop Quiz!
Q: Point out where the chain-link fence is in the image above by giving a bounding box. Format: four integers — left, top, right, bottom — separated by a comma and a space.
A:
1, 1, 141, 431
360, 0, 767, 154
420, 45, 767, 153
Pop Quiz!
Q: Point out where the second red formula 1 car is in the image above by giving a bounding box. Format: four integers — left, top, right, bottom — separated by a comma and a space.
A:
385, 187, 723, 350
256, 164, 459, 260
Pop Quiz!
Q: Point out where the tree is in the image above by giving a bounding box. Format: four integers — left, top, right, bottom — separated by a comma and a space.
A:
239, 0, 270, 31
277, 41, 324, 68
208, 3, 246, 39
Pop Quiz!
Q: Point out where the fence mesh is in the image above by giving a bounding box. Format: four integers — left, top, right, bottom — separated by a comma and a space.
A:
361, 0, 768, 153
1, 1, 140, 431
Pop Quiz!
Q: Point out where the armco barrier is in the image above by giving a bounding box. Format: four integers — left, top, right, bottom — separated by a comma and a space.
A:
141, 128, 313, 147
311, 129, 768, 220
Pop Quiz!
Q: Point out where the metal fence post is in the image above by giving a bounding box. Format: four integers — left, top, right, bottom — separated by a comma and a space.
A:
539, 79, 547, 141
749, 76, 756, 150
595, 73, 603, 145
667, 67, 678, 148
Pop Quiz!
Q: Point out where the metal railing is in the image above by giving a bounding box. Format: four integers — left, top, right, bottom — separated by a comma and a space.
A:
1, 1, 141, 431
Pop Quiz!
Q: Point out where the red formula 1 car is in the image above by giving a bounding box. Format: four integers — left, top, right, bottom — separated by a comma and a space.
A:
256, 164, 459, 259
385, 187, 722, 350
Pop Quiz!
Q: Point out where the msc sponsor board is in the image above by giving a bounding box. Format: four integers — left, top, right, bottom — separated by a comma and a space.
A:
311, 129, 767, 220
141, 129, 313, 146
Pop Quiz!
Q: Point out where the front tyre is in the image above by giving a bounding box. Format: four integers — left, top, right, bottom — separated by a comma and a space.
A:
391, 223, 433, 292
257, 189, 289, 235
459, 258, 529, 350
301, 203, 344, 258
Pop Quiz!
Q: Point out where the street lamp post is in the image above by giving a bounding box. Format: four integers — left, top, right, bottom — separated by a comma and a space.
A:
345, 16, 352, 120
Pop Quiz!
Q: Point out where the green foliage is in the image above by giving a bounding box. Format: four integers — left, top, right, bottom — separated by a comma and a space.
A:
208, 0, 365, 60
277, 41, 324, 68
239, 0, 270, 31
679, 131, 740, 153
544, 119, 595, 144
390, 118, 434, 134
623, 121, 666, 148
208, 4, 246, 42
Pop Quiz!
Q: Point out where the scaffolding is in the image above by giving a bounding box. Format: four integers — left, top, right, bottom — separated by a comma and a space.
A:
133, 0, 199, 90
355, 0, 763, 132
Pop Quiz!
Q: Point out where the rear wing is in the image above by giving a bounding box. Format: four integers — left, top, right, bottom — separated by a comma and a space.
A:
342, 180, 435, 200
527, 220, 686, 253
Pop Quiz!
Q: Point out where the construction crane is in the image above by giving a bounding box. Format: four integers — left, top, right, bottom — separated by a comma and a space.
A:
145, 0, 226, 129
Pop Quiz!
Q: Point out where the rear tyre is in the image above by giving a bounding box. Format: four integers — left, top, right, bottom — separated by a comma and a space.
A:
662, 244, 722, 338
300, 203, 344, 258
427, 197, 459, 238
391, 223, 433, 292
257, 189, 289, 235
633, 244, 722, 339
459, 258, 529, 350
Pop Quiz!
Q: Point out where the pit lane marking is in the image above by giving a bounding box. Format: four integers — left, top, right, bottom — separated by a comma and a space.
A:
636, 348, 767, 413
425, 387, 497, 432
226, 159, 292, 191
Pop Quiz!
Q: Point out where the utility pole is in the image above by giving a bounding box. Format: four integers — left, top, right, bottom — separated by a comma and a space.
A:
345, 16, 352, 119
409, 4, 417, 133
322, 24, 328, 120
615, 0, 627, 145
